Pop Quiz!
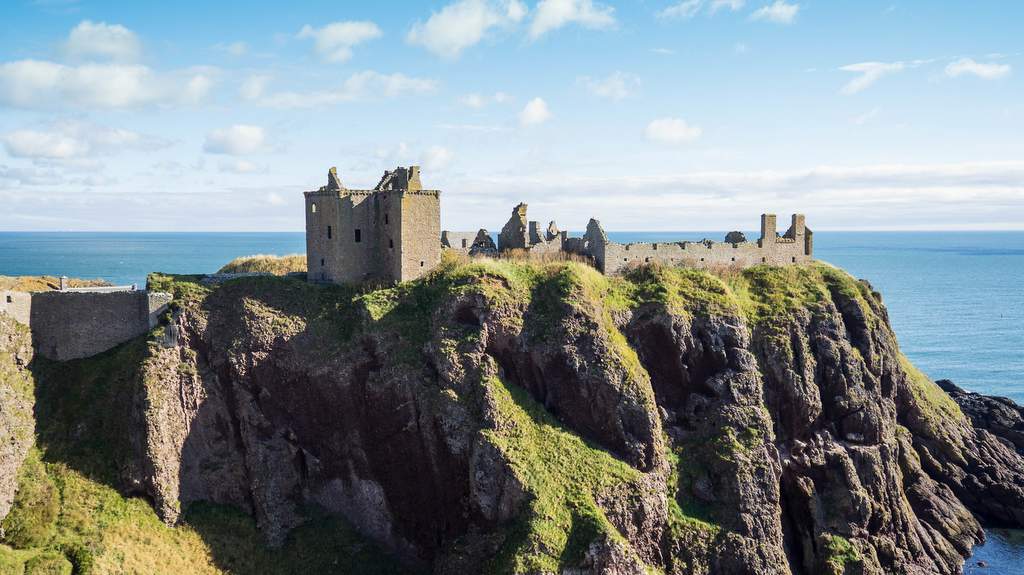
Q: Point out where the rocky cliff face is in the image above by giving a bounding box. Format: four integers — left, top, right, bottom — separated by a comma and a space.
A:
0, 316, 34, 533
4, 260, 1024, 574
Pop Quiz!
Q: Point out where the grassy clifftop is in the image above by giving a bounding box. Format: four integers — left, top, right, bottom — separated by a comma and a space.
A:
2, 257, 973, 574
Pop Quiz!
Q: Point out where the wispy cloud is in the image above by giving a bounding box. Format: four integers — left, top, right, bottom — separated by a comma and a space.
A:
645, 117, 702, 144
578, 71, 640, 100
242, 71, 437, 109
529, 0, 615, 39
0, 59, 215, 109
750, 1, 799, 24
297, 21, 381, 63
658, 0, 745, 20
839, 61, 911, 94
945, 57, 1011, 80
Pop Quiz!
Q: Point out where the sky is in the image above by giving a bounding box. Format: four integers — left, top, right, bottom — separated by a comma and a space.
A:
0, 0, 1021, 232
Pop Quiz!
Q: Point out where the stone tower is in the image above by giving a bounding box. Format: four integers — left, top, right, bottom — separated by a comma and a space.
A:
304, 166, 441, 284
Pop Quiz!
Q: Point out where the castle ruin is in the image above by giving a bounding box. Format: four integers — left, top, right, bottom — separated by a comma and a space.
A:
304, 166, 813, 285
443, 203, 813, 274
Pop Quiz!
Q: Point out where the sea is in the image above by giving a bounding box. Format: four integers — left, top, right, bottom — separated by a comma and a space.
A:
0, 230, 1022, 571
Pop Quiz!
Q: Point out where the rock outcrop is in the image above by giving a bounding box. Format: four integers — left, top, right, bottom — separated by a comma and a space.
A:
4, 261, 1024, 574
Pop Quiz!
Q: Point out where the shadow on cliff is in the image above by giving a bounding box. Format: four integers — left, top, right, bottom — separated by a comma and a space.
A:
30, 336, 151, 492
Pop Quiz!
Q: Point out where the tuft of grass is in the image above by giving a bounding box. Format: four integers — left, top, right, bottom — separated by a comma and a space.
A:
216, 254, 307, 275
822, 533, 862, 574
482, 374, 645, 574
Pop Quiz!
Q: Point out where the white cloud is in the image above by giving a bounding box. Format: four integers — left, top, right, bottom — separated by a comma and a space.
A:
519, 97, 551, 126
645, 117, 702, 145
458, 92, 510, 108
2, 121, 167, 160
240, 74, 271, 100
266, 191, 287, 204
0, 59, 215, 109
251, 71, 437, 109
203, 125, 266, 155
407, 0, 526, 58
579, 71, 639, 100
529, 0, 615, 39
421, 146, 454, 170
64, 20, 141, 62
750, 1, 799, 24
658, 0, 744, 19
216, 41, 248, 56
839, 61, 906, 94
221, 160, 264, 174
945, 58, 1011, 80
851, 107, 880, 125
297, 21, 382, 63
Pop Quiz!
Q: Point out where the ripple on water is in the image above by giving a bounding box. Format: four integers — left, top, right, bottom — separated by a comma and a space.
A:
964, 530, 1024, 574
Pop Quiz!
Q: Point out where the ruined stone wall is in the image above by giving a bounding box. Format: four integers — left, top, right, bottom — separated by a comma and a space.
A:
0, 290, 172, 361
0, 291, 31, 325
442, 231, 478, 253
398, 191, 441, 282
305, 190, 340, 283
594, 214, 813, 275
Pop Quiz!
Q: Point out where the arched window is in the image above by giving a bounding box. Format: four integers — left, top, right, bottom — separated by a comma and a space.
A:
311, 203, 317, 213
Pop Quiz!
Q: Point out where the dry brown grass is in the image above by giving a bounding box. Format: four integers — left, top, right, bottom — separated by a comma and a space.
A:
217, 254, 307, 275
0, 276, 111, 292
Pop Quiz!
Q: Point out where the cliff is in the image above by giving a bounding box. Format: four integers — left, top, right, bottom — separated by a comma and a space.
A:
2, 259, 1023, 574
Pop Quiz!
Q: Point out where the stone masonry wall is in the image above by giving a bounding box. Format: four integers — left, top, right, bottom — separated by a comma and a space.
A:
15, 290, 172, 361
398, 191, 441, 282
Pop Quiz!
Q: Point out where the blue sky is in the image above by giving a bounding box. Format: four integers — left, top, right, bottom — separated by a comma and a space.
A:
0, 0, 1021, 232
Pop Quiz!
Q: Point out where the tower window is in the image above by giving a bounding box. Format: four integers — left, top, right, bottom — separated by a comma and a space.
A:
389, 239, 394, 249
5, 295, 11, 303
320, 258, 325, 266
354, 229, 361, 243
420, 261, 425, 267
461, 239, 467, 248
311, 203, 317, 213
385, 214, 389, 225
327, 225, 332, 239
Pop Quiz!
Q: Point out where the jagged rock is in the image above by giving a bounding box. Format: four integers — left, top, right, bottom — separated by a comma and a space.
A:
938, 379, 1024, 453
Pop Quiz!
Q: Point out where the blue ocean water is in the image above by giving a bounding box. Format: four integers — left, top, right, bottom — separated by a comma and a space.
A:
1, 230, 1022, 570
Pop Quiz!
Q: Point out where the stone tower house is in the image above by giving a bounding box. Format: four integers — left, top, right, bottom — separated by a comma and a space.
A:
304, 166, 441, 284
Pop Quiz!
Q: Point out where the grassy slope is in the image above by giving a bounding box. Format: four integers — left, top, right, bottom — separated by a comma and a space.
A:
3, 258, 955, 574
215, 254, 306, 275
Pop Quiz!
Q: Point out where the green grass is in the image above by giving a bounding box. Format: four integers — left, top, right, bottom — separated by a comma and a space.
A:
482, 374, 646, 574
822, 533, 862, 574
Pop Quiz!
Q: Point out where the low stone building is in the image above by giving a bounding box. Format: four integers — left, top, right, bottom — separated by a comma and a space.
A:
305, 166, 441, 284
